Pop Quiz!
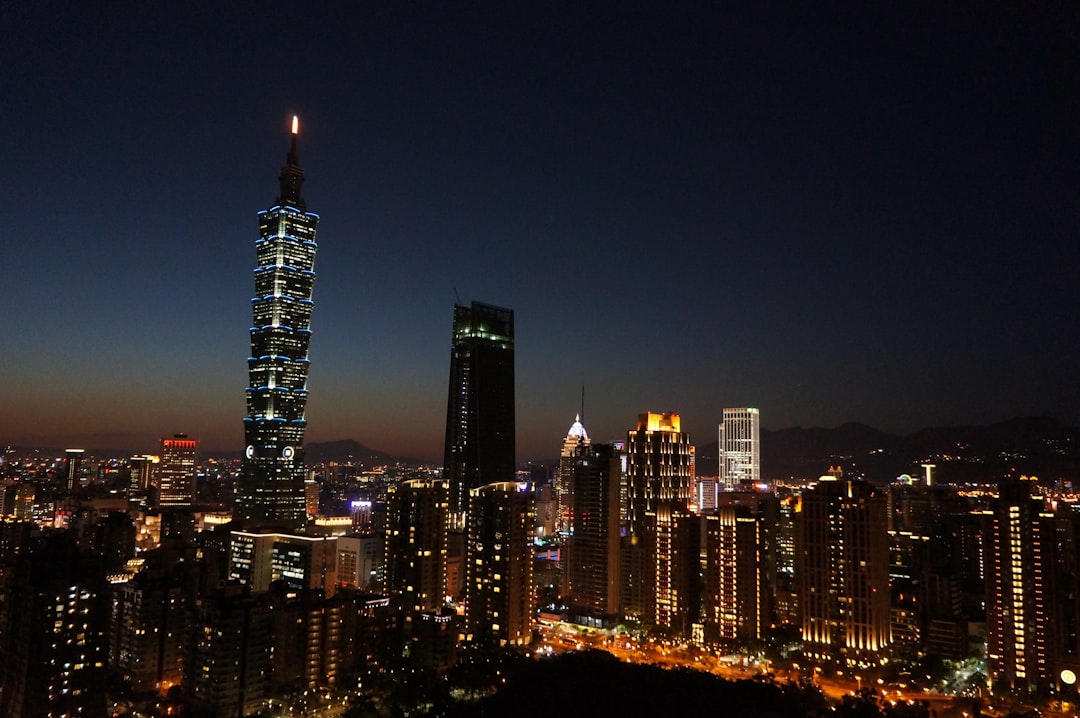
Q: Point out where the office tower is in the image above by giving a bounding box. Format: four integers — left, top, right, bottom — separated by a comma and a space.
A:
624, 412, 694, 535
129, 454, 158, 493
564, 442, 622, 621
235, 117, 319, 533
228, 531, 338, 595
622, 412, 693, 618
384, 479, 449, 618
442, 301, 515, 521
65, 448, 85, 491
158, 434, 197, 506
985, 479, 1054, 692
702, 493, 777, 645
798, 473, 891, 665
719, 407, 760, 490
464, 482, 535, 647
555, 414, 590, 535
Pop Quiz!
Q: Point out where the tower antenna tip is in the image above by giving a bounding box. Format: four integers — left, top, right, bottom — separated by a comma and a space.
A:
291, 115, 299, 135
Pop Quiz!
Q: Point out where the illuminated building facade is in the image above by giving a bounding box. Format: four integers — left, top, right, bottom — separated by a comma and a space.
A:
464, 482, 534, 647
337, 534, 383, 590
228, 531, 337, 595
702, 492, 776, 644
129, 454, 158, 494
442, 301, 515, 521
236, 118, 319, 532
644, 502, 698, 636
985, 479, 1053, 692
797, 474, 891, 665
65, 448, 85, 492
622, 412, 694, 619
158, 434, 197, 506
719, 407, 760, 490
384, 479, 449, 618
555, 414, 590, 535
624, 412, 694, 535
564, 442, 622, 620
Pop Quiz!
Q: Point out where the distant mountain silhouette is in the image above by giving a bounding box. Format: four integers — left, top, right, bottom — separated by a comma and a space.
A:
695, 416, 1080, 483
301, 439, 423, 466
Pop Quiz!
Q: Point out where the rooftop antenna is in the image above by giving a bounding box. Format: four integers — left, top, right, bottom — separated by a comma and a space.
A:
453, 287, 462, 306
580, 384, 585, 422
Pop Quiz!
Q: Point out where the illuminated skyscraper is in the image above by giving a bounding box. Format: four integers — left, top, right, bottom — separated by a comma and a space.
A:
235, 117, 319, 532
624, 412, 693, 536
985, 479, 1053, 692
555, 414, 590, 534
798, 473, 891, 665
442, 301, 515, 522
158, 433, 197, 506
622, 412, 693, 619
719, 407, 760, 490
702, 492, 777, 644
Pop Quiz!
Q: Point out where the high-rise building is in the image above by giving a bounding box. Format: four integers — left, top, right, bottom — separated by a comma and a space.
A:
129, 454, 159, 494
65, 448, 85, 492
384, 479, 449, 618
555, 415, 590, 535
235, 117, 319, 533
644, 501, 699, 636
109, 568, 187, 694
158, 434, 197, 506
563, 442, 622, 622
624, 412, 693, 537
719, 408, 760, 490
464, 482, 535, 647
701, 492, 777, 645
186, 585, 270, 717
622, 412, 693, 619
0, 533, 109, 718
985, 479, 1054, 692
337, 534, 384, 590
228, 531, 338, 595
442, 301, 515, 522
798, 473, 891, 665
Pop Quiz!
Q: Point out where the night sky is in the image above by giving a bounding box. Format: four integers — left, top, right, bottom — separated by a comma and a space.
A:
5, 3, 1079, 461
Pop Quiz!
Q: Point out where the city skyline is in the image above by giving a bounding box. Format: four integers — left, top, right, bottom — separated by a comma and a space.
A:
5, 4, 1079, 461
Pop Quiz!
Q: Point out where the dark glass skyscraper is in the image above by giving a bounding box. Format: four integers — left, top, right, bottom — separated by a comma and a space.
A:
442, 301, 515, 520
235, 118, 319, 532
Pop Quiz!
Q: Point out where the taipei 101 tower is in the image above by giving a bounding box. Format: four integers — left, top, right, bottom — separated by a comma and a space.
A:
235, 117, 319, 532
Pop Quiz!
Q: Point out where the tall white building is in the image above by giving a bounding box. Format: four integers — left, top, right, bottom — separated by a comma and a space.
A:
718, 408, 760, 490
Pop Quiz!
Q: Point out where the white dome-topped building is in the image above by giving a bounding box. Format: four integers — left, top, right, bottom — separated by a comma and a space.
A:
555, 415, 590, 534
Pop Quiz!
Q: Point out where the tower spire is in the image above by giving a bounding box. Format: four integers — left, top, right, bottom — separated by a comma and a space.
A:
278, 115, 306, 210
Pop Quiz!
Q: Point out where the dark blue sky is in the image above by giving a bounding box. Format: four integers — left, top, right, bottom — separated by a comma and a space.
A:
5, 2, 1078, 460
